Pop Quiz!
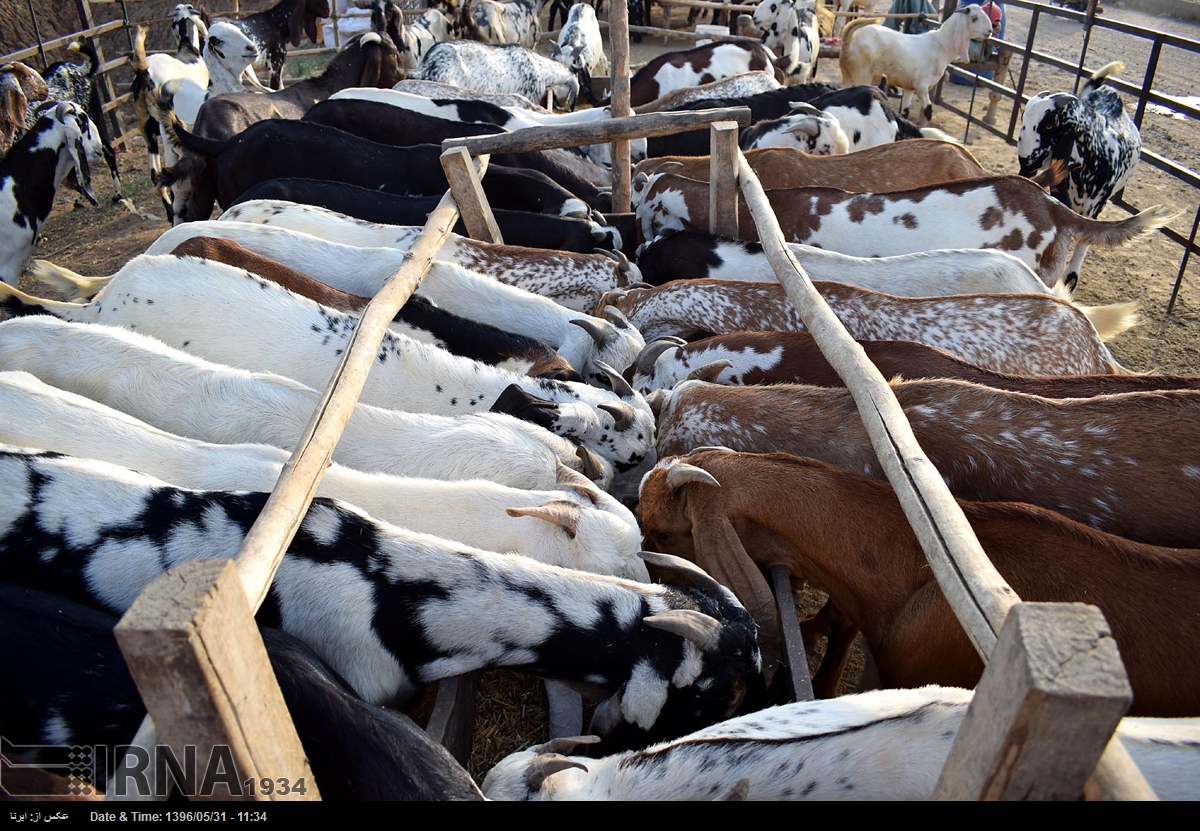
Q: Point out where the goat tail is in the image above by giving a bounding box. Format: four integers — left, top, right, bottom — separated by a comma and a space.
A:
1074, 204, 1175, 248
27, 260, 110, 302
1082, 61, 1125, 97
918, 126, 965, 147
1079, 300, 1139, 342
1030, 159, 1068, 190
838, 17, 882, 84
131, 26, 149, 75
0, 277, 87, 323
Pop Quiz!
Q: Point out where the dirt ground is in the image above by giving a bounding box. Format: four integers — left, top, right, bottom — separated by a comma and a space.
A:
18, 4, 1200, 783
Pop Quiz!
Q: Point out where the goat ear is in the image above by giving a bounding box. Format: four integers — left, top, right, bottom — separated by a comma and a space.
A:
6, 86, 27, 132
69, 135, 98, 207
289, 0, 307, 46
506, 500, 582, 538
358, 41, 384, 87
784, 117, 820, 138
685, 501, 780, 686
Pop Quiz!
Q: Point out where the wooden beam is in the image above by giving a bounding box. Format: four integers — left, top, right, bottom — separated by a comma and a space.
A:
932, 603, 1141, 801
610, 0, 632, 214
769, 566, 813, 703
425, 673, 481, 767
114, 560, 319, 801
441, 148, 502, 244
594, 20, 763, 44
708, 121, 739, 239
443, 107, 751, 157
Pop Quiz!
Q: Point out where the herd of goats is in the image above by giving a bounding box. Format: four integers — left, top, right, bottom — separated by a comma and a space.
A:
0, 0, 1197, 803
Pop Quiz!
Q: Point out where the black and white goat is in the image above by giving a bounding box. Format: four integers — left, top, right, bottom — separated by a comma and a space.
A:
553, 4, 609, 96
1018, 61, 1143, 291
214, 0, 331, 89
469, 0, 546, 47
0, 103, 98, 286
0, 446, 763, 751
753, 0, 820, 85
414, 40, 582, 111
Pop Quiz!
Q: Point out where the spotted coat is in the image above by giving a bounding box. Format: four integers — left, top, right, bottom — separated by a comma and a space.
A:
469, 0, 545, 48
633, 72, 781, 115
414, 40, 580, 111
754, 0, 819, 85
607, 279, 1130, 376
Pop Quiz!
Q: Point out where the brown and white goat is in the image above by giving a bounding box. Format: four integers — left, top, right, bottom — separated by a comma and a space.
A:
655, 379, 1200, 548
629, 331, 1200, 397
638, 449, 1200, 717
606, 279, 1133, 376
636, 172, 1172, 288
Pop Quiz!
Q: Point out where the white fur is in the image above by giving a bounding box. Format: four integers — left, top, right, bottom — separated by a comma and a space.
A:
755, 0, 819, 84
554, 4, 609, 80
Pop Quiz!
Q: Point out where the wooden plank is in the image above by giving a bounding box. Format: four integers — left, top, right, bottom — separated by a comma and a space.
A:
595, 21, 763, 44
106, 719, 165, 801
443, 107, 751, 157
708, 121, 739, 239
73, 0, 125, 144
0, 19, 126, 65
425, 673, 480, 768
544, 681, 585, 739
441, 148, 502, 244
659, 0, 758, 11
932, 603, 1143, 800
610, 0, 632, 214
769, 566, 813, 703
113, 560, 319, 801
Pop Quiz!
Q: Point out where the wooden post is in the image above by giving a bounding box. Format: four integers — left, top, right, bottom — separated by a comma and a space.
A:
769, 566, 813, 702
73, 0, 126, 148
932, 603, 1138, 801
708, 121, 739, 239
441, 148, 502, 243
114, 560, 319, 801
610, 0, 632, 214
425, 673, 481, 767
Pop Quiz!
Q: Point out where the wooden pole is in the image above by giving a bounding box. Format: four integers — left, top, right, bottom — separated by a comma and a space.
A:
73, 0, 126, 142
441, 148, 502, 243
769, 566, 813, 702
708, 121, 739, 239
610, 0, 632, 214
734, 150, 1155, 800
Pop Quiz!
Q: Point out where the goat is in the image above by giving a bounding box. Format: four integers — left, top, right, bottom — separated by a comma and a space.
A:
1018, 62, 1143, 291
0, 62, 47, 153
635, 231, 1058, 297
655, 380, 1200, 548
2, 258, 656, 470
213, 0, 331, 90
839, 6, 994, 125
0, 445, 763, 750
633, 71, 780, 115
630, 142, 989, 206
636, 172, 1173, 288
219, 198, 637, 305
414, 40, 581, 111
469, 0, 546, 48
1, 583, 486, 800
396, 9, 456, 71
0, 369, 645, 580
225, 185, 624, 254
482, 685, 1200, 799
392, 78, 550, 111
754, 0, 820, 85
554, 4, 609, 100
164, 236, 581, 380
0, 316, 610, 489
629, 331, 1200, 397
607, 279, 1131, 376
734, 106, 850, 155
163, 119, 591, 221
630, 42, 783, 108
0, 104, 98, 287
639, 449, 1200, 717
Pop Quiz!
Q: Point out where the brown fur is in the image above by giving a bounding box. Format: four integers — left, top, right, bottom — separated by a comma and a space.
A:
0, 62, 47, 152
638, 450, 1200, 717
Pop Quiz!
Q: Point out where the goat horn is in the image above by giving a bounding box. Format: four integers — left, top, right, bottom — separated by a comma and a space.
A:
536, 735, 601, 755
573, 445, 607, 483
525, 755, 589, 792
594, 362, 637, 399
598, 401, 635, 430
644, 608, 724, 652
685, 359, 733, 383
506, 500, 582, 537
666, 462, 721, 491
569, 317, 615, 347
635, 340, 682, 376
589, 208, 608, 226
650, 160, 685, 176
645, 388, 668, 419
788, 101, 822, 115
659, 335, 688, 345
596, 188, 613, 197
639, 550, 725, 596
598, 248, 620, 263
625, 281, 654, 290
691, 446, 736, 455
633, 171, 649, 187
601, 306, 632, 330
784, 119, 821, 138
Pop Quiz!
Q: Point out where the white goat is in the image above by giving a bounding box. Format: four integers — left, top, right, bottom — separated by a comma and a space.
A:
840, 5, 994, 125
0, 316, 609, 489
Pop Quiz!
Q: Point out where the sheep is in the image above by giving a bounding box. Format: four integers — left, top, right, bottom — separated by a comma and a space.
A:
629, 42, 783, 108
1018, 62, 1143, 291
553, 4, 609, 97
414, 40, 581, 111
754, 0, 820, 85
635, 232, 1060, 297
638, 449, 1200, 717
635, 172, 1173, 287
0, 369, 646, 581
630, 142, 989, 205
606, 279, 1131, 376
219, 199, 637, 308
0, 103, 98, 287
212, 0, 331, 90
0, 316, 610, 488
136, 221, 644, 379
633, 72, 781, 115
469, 0, 546, 48
0, 445, 763, 750
1, 257, 656, 470
628, 331, 1200, 398
0, 62, 47, 153
654, 380, 1200, 548
0, 583, 486, 800
839, 6, 994, 125
482, 685, 1200, 800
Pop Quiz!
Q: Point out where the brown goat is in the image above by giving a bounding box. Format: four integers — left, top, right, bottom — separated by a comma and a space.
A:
607, 279, 1133, 376
638, 450, 1200, 717
0, 62, 48, 152
630, 331, 1200, 396
656, 378, 1200, 549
